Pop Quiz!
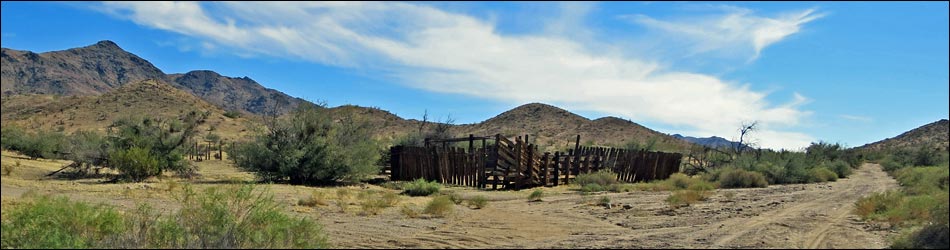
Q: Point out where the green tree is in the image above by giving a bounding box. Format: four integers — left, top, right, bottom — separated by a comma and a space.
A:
231, 103, 380, 185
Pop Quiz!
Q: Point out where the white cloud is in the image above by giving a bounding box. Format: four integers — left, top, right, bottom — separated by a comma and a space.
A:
625, 6, 824, 61
96, 2, 819, 150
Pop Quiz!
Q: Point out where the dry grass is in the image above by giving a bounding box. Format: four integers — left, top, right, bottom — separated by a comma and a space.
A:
424, 196, 455, 218
298, 191, 329, 207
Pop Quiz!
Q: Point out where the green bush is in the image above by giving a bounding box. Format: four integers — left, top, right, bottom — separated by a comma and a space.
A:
666, 190, 707, 209
230, 104, 380, 185
1, 195, 124, 249
403, 178, 441, 196
581, 183, 606, 193
891, 224, 949, 249
223, 110, 242, 119
110, 147, 162, 182
423, 196, 455, 217
528, 189, 544, 202
134, 185, 327, 248
666, 173, 692, 190
895, 167, 949, 195
576, 170, 619, 188
467, 195, 489, 209
1, 185, 328, 249
823, 160, 853, 178
19, 130, 66, 160
807, 168, 839, 183
0, 125, 26, 151
709, 168, 768, 188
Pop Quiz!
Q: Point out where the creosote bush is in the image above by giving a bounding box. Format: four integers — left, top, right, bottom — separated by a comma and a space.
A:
423, 196, 455, 217
403, 178, 441, 196
707, 168, 768, 189
230, 103, 379, 185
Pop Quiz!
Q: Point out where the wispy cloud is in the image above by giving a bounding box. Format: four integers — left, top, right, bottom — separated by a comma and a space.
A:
95, 2, 820, 150
623, 6, 824, 61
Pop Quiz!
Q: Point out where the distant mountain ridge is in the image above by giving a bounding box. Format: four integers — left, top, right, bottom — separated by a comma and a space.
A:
859, 119, 949, 152
671, 134, 742, 149
1, 40, 707, 153
1, 40, 303, 115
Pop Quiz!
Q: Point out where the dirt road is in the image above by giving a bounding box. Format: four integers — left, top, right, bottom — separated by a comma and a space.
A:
318, 163, 898, 248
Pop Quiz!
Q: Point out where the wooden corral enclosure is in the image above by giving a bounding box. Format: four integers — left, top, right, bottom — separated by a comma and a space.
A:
389, 134, 682, 190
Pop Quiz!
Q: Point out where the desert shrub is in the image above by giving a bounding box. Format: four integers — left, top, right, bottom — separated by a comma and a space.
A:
854, 191, 905, 223
230, 103, 379, 185
666, 173, 692, 190
110, 147, 161, 182
581, 183, 606, 193
666, 190, 705, 209
19, 130, 66, 160
709, 168, 768, 188
607, 183, 635, 192
360, 198, 388, 215
597, 196, 612, 207
62, 130, 111, 175
891, 224, 950, 249
403, 178, 441, 196
894, 167, 949, 195
806, 168, 839, 183
823, 160, 853, 178
357, 191, 399, 215
576, 170, 619, 188
223, 110, 242, 119
298, 191, 329, 207
1, 195, 124, 249
467, 195, 488, 209
381, 191, 401, 207
0, 125, 26, 151
423, 196, 455, 217
880, 157, 906, 172
400, 205, 420, 218
147, 185, 327, 248
2, 161, 17, 176
528, 189, 544, 202
445, 192, 464, 205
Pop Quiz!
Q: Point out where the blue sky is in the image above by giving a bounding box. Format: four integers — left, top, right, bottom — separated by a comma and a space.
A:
2, 1, 947, 150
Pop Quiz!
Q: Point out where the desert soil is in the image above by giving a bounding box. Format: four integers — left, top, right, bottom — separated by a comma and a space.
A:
0, 150, 899, 249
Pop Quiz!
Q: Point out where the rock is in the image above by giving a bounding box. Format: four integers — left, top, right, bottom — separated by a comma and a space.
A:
623, 204, 633, 210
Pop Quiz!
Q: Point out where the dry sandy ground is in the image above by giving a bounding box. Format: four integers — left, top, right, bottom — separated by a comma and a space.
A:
0, 150, 899, 249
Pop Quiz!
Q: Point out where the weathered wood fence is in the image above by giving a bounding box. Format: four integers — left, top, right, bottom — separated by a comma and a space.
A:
389, 134, 683, 190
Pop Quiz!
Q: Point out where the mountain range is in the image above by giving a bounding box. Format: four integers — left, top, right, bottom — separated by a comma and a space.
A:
2, 40, 946, 153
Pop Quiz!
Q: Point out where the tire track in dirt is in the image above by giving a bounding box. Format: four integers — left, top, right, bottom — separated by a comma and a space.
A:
710, 163, 897, 248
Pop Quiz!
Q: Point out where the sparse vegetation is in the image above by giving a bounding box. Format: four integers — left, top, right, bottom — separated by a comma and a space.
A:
666, 190, 709, 209
1, 195, 124, 248
528, 189, 544, 202
855, 146, 949, 250
707, 168, 769, 188
577, 170, 634, 193
298, 191, 329, 207
403, 178, 441, 196
467, 195, 489, 209
1, 185, 328, 249
2, 160, 17, 176
400, 205, 420, 218
597, 196, 611, 207
423, 196, 455, 217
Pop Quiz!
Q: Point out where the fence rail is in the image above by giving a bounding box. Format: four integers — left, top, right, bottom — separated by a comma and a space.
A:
389, 134, 682, 190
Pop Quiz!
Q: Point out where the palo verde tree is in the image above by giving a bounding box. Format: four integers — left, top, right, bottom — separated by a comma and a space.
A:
106, 111, 202, 181
230, 102, 380, 185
